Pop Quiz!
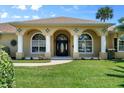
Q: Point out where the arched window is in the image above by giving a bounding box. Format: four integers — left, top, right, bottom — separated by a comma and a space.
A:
118, 35, 124, 51
78, 33, 93, 53
31, 33, 46, 53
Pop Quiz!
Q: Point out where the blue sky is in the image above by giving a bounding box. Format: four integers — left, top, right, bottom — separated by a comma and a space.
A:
0, 5, 123, 24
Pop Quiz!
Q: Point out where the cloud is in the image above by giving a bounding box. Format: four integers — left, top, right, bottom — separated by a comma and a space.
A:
60, 6, 79, 12
51, 14, 56, 17
31, 5, 43, 11
0, 12, 8, 18
81, 10, 96, 14
73, 5, 79, 10
50, 12, 56, 17
12, 15, 22, 18
60, 6, 72, 12
32, 15, 40, 19
24, 16, 30, 19
12, 5, 27, 10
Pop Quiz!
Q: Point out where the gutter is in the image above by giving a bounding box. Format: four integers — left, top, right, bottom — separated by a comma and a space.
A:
9, 22, 114, 27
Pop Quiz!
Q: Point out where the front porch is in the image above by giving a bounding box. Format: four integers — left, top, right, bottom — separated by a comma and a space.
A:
15, 28, 108, 60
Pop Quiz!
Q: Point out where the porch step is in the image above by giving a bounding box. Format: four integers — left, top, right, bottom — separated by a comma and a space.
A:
82, 57, 99, 60
51, 56, 73, 60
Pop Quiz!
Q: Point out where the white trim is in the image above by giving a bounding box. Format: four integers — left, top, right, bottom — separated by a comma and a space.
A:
101, 34, 106, 53
74, 34, 78, 53
117, 34, 124, 52
30, 32, 46, 54
78, 32, 94, 54
17, 34, 23, 53
46, 35, 50, 53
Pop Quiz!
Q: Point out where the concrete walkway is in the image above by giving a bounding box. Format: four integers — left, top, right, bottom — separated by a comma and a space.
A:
13, 60, 72, 67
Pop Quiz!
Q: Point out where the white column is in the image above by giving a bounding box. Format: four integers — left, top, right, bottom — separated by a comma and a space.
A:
101, 34, 106, 53
17, 34, 23, 53
46, 35, 50, 53
74, 34, 78, 52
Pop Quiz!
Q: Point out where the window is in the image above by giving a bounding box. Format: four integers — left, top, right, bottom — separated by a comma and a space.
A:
78, 33, 93, 53
118, 35, 124, 51
31, 33, 46, 53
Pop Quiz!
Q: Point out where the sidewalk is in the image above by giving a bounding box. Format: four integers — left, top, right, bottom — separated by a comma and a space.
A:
13, 60, 72, 67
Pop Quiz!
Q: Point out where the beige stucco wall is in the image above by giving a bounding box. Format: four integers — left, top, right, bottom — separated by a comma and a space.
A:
0, 34, 17, 57
23, 30, 46, 57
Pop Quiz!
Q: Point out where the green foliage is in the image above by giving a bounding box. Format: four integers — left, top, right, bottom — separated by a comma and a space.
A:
118, 17, 124, 23
0, 45, 10, 55
96, 6, 113, 22
115, 24, 124, 32
0, 50, 15, 88
115, 17, 124, 32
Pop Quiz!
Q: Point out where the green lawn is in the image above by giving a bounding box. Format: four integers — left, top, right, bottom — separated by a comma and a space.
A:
15, 60, 124, 88
13, 60, 50, 63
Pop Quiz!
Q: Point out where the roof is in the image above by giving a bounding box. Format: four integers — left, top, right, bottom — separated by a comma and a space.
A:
22, 16, 98, 24
9, 16, 113, 26
0, 24, 16, 33
108, 25, 116, 32
0, 16, 114, 33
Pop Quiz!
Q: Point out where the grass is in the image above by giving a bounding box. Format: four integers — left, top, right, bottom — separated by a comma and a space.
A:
15, 60, 124, 88
13, 60, 50, 63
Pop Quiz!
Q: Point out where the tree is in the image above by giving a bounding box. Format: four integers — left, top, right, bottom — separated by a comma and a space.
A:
115, 17, 124, 32
118, 17, 124, 23
96, 6, 113, 22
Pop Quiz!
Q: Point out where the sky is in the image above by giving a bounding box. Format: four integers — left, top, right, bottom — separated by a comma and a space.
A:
0, 5, 124, 24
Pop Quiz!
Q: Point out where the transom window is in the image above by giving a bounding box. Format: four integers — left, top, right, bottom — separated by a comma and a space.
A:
118, 35, 124, 51
31, 33, 46, 53
78, 33, 93, 53
56, 34, 68, 40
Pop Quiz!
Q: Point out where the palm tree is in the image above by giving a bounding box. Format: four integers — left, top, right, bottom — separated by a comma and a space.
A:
96, 6, 113, 22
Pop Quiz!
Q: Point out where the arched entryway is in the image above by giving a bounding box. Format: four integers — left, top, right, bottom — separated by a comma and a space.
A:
53, 29, 71, 57
56, 34, 68, 56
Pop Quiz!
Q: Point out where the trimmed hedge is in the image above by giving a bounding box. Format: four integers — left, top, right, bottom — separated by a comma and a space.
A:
0, 45, 10, 56
0, 49, 15, 88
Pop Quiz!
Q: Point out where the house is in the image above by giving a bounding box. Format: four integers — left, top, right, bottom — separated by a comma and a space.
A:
0, 16, 123, 60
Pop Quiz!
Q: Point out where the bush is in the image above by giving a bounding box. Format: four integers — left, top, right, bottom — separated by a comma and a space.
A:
0, 45, 10, 56
0, 49, 15, 88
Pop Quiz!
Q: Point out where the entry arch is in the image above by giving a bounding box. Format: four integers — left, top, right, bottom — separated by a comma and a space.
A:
53, 29, 72, 56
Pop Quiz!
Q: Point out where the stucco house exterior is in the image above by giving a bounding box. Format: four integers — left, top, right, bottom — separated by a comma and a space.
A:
0, 16, 124, 60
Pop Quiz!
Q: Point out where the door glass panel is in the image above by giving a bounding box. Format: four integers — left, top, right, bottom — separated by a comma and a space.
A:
60, 43, 64, 53
66, 43, 67, 50
57, 44, 59, 50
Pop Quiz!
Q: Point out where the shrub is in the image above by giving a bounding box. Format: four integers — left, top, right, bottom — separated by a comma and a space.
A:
0, 45, 10, 56
0, 49, 15, 88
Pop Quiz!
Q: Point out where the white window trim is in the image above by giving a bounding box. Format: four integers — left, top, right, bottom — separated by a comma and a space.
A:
78, 32, 94, 54
117, 35, 124, 52
30, 32, 46, 54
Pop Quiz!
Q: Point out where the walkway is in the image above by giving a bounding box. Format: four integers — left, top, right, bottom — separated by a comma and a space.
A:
13, 59, 72, 67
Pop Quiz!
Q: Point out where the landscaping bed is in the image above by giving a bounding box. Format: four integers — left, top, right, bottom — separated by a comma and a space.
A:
13, 60, 50, 63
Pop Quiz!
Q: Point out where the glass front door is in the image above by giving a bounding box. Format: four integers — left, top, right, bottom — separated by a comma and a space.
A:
56, 34, 68, 56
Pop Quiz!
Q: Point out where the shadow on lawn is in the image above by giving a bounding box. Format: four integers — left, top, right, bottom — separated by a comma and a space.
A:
106, 65, 124, 87
111, 59, 124, 63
